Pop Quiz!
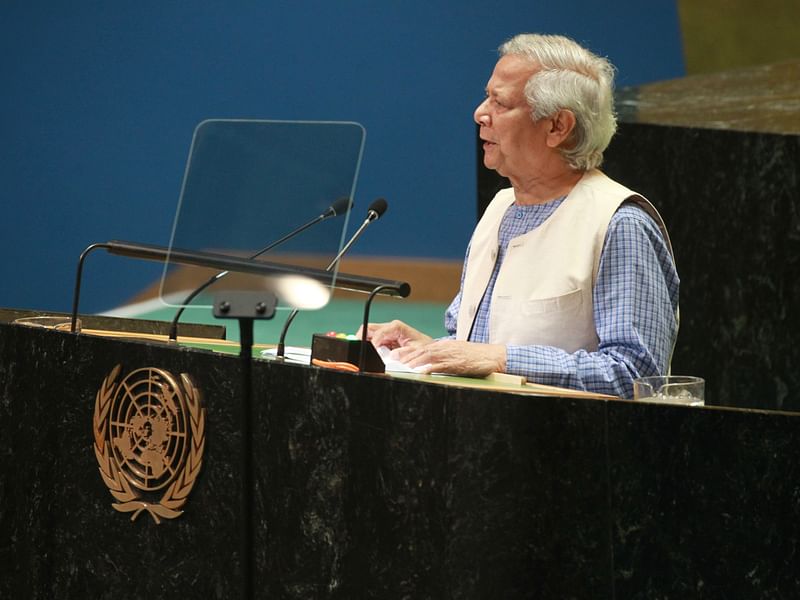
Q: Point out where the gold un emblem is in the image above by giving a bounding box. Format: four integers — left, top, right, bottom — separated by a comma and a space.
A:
93, 365, 206, 523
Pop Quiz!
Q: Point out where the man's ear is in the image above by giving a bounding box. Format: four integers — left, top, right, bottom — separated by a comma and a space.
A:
545, 109, 577, 148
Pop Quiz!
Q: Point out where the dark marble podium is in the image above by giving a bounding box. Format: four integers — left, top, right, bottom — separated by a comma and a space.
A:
2, 322, 800, 599
606, 60, 800, 413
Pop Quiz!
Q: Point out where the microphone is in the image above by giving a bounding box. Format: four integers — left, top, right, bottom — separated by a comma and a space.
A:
276, 197, 388, 357
324, 197, 386, 270
167, 197, 352, 341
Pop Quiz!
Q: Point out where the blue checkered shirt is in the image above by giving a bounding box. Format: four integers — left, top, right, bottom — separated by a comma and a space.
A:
444, 197, 680, 398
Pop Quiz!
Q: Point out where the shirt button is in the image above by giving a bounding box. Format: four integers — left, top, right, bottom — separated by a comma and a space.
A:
468, 305, 476, 317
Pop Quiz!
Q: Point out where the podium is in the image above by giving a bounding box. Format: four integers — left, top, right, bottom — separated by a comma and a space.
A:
2, 318, 800, 598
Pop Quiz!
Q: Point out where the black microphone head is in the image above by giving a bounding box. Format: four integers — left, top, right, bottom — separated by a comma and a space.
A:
367, 197, 388, 221
329, 197, 353, 217
322, 197, 352, 218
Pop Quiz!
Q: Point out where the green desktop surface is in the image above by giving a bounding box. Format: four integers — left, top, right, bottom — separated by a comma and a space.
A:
107, 296, 449, 348
98, 296, 614, 398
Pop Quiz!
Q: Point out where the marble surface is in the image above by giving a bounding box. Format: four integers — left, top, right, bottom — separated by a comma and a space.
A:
616, 60, 800, 134
602, 122, 800, 412
608, 402, 800, 598
2, 324, 800, 598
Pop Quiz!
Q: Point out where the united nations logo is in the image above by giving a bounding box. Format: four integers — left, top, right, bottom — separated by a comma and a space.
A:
93, 365, 205, 523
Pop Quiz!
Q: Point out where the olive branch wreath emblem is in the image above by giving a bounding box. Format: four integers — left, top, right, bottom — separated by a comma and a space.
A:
93, 365, 206, 524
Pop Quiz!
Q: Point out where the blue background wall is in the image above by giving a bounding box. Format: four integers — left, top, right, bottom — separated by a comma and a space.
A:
1, 1, 684, 313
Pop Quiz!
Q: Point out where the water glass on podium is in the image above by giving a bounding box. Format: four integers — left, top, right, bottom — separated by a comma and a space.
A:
633, 375, 705, 406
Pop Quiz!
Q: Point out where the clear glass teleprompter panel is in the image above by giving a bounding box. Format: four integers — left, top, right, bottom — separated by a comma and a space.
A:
159, 119, 365, 311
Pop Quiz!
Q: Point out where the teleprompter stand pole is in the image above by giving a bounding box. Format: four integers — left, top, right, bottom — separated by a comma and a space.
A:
213, 291, 277, 600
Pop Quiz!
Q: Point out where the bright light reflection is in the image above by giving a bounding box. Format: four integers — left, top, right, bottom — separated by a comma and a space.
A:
269, 275, 331, 310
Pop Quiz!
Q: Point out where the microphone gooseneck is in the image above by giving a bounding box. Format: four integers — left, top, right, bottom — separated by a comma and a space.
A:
167, 198, 352, 341
276, 198, 388, 358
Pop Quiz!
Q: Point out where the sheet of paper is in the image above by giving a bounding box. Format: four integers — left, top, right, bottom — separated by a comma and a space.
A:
377, 346, 431, 373
260, 346, 311, 365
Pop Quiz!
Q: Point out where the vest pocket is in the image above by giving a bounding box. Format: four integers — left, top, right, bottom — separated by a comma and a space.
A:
520, 288, 583, 316
491, 287, 593, 351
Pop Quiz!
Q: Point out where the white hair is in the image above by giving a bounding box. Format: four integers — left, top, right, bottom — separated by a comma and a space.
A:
499, 33, 617, 171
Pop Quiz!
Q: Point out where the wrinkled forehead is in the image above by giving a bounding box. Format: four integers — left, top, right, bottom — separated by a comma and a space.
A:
486, 54, 539, 94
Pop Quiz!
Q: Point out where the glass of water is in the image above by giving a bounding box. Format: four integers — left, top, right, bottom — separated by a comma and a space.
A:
633, 375, 705, 406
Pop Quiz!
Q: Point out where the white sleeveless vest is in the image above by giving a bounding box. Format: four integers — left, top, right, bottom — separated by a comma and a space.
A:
455, 169, 673, 353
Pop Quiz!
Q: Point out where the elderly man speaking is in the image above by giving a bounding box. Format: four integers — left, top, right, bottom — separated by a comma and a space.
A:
362, 33, 679, 398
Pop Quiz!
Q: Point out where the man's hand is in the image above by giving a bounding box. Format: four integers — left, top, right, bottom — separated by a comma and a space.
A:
357, 319, 433, 350
392, 339, 507, 377
359, 320, 507, 377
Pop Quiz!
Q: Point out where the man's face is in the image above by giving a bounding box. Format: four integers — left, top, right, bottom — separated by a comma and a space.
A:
474, 54, 550, 181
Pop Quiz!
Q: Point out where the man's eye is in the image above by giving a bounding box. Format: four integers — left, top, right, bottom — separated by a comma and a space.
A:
482, 93, 507, 110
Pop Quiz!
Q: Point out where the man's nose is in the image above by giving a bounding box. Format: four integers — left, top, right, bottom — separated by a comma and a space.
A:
474, 99, 490, 126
